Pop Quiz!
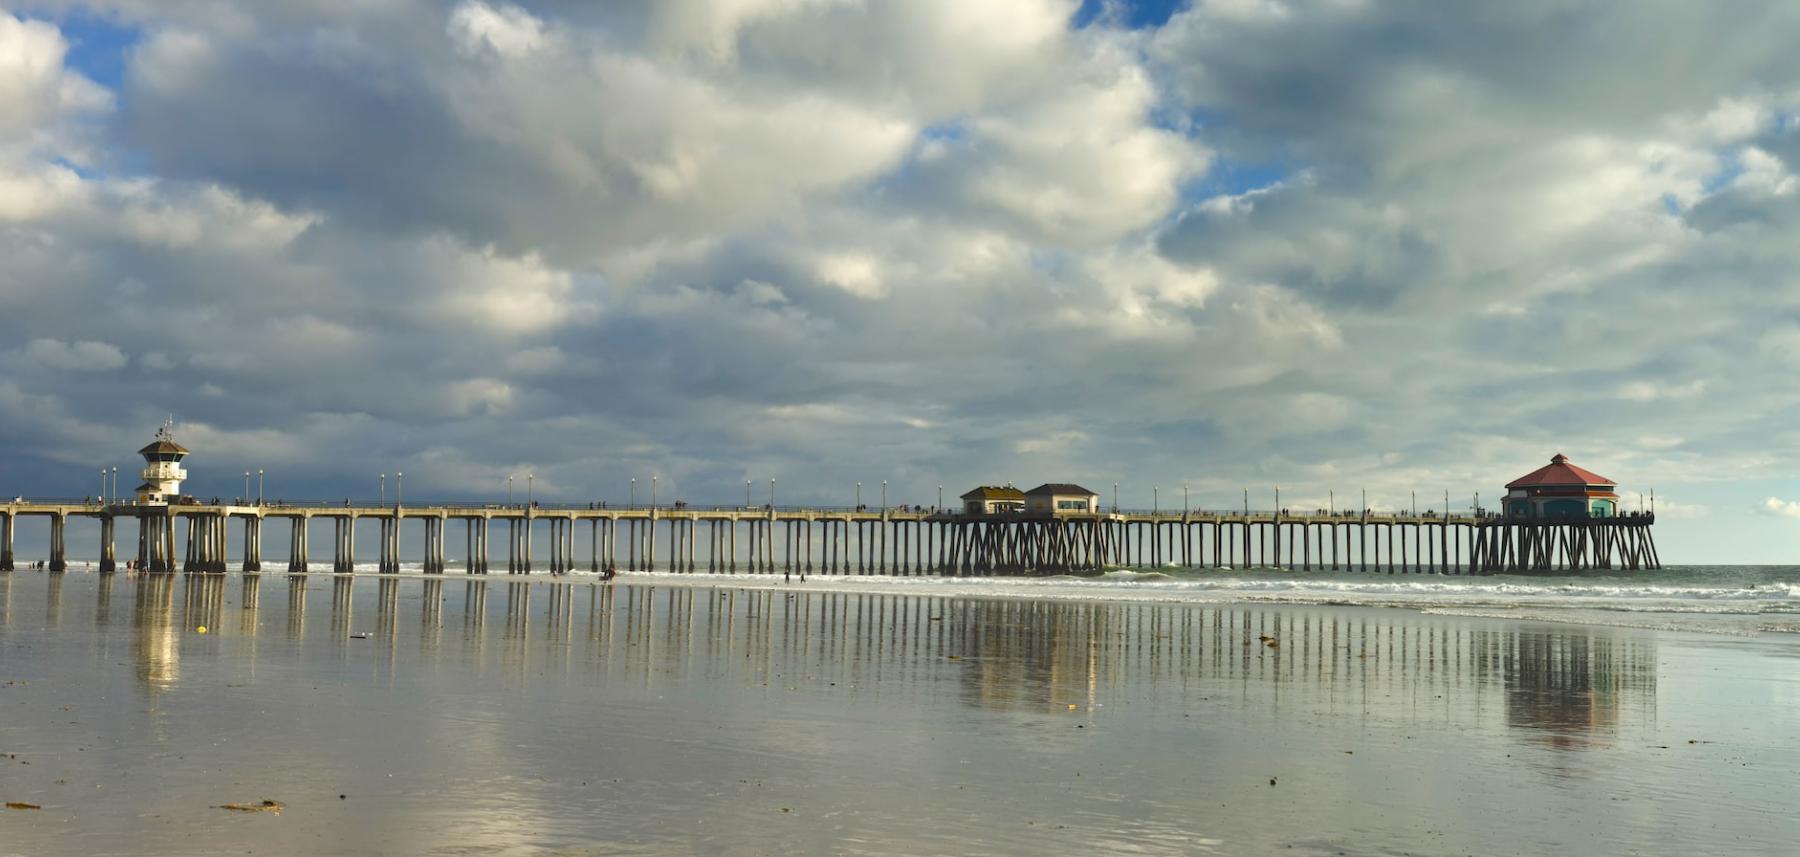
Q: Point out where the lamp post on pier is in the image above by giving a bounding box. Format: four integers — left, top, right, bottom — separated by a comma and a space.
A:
644, 474, 650, 508
769, 479, 775, 508
528, 472, 534, 506
397, 472, 403, 506
628, 478, 634, 507
856, 482, 861, 509
258, 469, 263, 505
1411, 490, 1416, 517
380, 474, 386, 506
1113, 482, 1119, 513
938, 485, 943, 511
100, 468, 107, 504
1329, 489, 1335, 515
881, 480, 887, 511
1184, 483, 1189, 513
746, 480, 752, 508
1153, 486, 1159, 514
510, 475, 515, 505
111, 467, 118, 504
244, 471, 250, 504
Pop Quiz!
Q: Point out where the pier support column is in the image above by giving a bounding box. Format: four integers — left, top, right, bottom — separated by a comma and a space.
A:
1, 512, 13, 570
289, 518, 306, 572
99, 516, 116, 573
243, 517, 262, 572
49, 513, 66, 572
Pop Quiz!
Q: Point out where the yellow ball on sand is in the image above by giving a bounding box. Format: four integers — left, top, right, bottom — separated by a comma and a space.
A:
196, 626, 207, 634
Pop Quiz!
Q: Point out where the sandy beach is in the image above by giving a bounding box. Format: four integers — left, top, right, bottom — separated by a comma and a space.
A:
1, 571, 1795, 856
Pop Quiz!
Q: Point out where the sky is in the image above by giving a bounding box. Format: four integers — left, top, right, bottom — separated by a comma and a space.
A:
2, 0, 1799, 563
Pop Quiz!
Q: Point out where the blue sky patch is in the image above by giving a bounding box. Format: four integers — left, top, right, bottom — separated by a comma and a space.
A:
51, 10, 139, 92
1073, 0, 1190, 30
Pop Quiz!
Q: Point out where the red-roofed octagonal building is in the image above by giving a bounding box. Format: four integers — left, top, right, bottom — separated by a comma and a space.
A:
1504, 454, 1618, 520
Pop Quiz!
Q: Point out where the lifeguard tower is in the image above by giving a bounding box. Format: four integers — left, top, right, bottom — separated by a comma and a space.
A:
135, 420, 189, 504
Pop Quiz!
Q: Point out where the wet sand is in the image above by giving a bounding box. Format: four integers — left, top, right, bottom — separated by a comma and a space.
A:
1, 571, 1795, 856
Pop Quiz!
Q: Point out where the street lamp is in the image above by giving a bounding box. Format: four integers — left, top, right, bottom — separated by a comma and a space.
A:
244, 471, 250, 504
938, 485, 943, 510
647, 475, 653, 507
1329, 489, 1334, 515
380, 474, 386, 506
1113, 482, 1119, 513
746, 480, 752, 508
529, 472, 535, 506
1411, 490, 1416, 517
629, 478, 635, 507
397, 471, 403, 506
1184, 483, 1189, 513
881, 480, 887, 511
258, 469, 263, 504
769, 478, 775, 507
1153, 486, 1159, 514
111, 467, 118, 504
509, 475, 515, 505
856, 482, 861, 508
100, 468, 107, 504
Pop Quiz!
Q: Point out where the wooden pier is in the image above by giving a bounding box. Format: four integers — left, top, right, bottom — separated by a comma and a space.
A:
0, 501, 1660, 576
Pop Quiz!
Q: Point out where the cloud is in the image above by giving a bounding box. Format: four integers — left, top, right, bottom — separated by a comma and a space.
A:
448, 1, 549, 60
24, 337, 126, 371
1, 3, 1799, 562
1758, 497, 1800, 519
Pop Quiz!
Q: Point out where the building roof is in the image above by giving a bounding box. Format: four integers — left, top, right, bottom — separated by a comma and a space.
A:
134, 482, 157, 493
1024, 483, 1098, 496
960, 485, 1026, 501
138, 439, 189, 456
1506, 454, 1615, 489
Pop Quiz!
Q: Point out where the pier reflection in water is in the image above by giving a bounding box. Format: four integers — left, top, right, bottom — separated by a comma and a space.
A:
8, 573, 1793, 857
97, 575, 1662, 745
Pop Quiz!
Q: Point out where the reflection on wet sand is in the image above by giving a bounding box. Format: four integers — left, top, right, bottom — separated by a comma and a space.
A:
463, 579, 487, 633
240, 574, 260, 638
96, 573, 113, 625
287, 574, 307, 638
45, 571, 62, 627
133, 574, 178, 691
1505, 630, 1655, 748
96, 576, 1654, 747
331, 575, 354, 638
421, 578, 443, 646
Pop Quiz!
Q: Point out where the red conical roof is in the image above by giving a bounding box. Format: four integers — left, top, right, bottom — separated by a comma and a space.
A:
1506, 453, 1615, 489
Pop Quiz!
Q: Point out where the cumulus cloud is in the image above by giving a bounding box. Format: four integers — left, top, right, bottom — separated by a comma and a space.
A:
1, 3, 1799, 561
1758, 497, 1800, 520
24, 337, 126, 371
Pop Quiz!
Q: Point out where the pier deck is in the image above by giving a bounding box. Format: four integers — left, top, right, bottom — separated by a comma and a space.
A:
1, 499, 1658, 576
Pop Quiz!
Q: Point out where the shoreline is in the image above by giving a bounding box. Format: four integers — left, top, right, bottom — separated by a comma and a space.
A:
9, 563, 1798, 637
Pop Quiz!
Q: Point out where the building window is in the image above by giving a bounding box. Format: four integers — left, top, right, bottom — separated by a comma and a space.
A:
1056, 499, 1089, 510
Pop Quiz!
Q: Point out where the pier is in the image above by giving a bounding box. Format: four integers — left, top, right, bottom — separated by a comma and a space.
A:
0, 500, 1660, 576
